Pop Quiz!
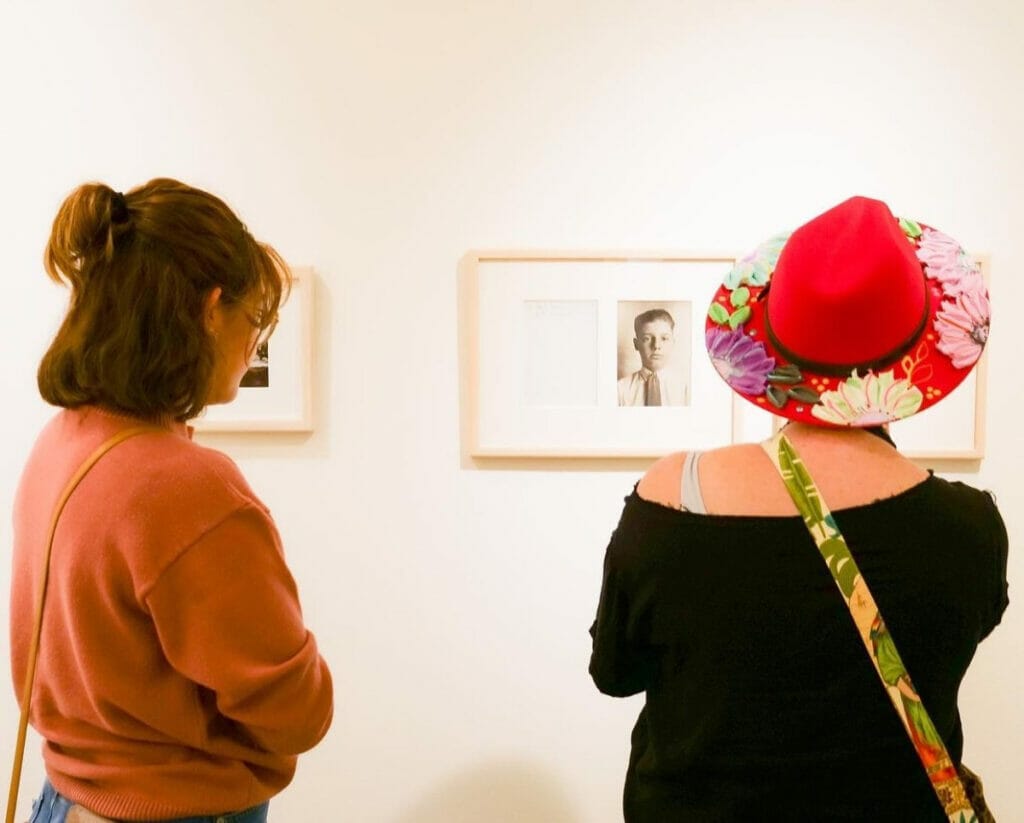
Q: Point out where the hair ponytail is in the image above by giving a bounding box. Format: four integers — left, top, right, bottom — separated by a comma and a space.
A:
44, 183, 134, 290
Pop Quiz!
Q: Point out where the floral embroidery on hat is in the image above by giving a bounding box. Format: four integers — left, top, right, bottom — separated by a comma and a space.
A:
706, 326, 775, 394
898, 217, 923, 239
916, 228, 985, 298
708, 284, 753, 329
915, 227, 991, 370
723, 232, 790, 290
811, 369, 923, 426
706, 326, 820, 408
934, 283, 990, 369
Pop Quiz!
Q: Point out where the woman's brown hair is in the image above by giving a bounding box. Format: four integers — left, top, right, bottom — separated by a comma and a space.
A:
38, 178, 290, 421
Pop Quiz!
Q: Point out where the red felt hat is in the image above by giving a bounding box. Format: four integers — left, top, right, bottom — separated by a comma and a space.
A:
705, 196, 989, 426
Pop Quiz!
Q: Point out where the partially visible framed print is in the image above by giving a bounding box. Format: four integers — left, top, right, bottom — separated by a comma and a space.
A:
462, 252, 775, 458
887, 255, 989, 461
194, 268, 314, 432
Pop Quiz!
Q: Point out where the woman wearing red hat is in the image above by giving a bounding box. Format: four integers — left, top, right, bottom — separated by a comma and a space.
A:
589, 197, 1006, 821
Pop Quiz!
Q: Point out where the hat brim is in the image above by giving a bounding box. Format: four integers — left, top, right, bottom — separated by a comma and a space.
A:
705, 222, 989, 427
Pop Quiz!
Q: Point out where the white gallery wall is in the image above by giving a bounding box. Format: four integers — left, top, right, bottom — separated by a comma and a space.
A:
1, 1, 1021, 820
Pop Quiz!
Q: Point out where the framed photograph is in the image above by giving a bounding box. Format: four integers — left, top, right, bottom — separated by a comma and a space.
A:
193, 268, 314, 432
461, 252, 776, 458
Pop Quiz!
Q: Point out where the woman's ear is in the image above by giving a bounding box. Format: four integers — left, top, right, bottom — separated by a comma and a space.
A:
203, 287, 223, 335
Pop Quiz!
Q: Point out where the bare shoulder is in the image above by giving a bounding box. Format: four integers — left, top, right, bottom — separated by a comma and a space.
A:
638, 444, 770, 511
699, 443, 788, 512
704, 442, 769, 469
637, 451, 688, 509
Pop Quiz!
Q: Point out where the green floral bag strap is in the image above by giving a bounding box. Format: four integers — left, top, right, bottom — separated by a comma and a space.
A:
761, 430, 978, 823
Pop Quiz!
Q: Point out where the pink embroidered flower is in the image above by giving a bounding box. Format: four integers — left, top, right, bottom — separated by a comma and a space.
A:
706, 326, 775, 394
934, 284, 991, 369
917, 228, 981, 297
811, 370, 923, 426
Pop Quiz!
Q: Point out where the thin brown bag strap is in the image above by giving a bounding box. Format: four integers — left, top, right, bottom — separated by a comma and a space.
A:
6, 426, 157, 823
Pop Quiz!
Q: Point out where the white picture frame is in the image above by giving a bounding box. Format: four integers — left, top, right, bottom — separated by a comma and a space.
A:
461, 252, 775, 459
461, 252, 988, 465
193, 268, 314, 432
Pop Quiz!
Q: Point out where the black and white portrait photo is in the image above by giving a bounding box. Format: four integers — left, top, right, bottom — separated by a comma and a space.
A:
239, 341, 270, 388
616, 301, 691, 407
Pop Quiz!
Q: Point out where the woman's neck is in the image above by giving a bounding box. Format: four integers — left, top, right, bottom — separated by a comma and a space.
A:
782, 421, 896, 450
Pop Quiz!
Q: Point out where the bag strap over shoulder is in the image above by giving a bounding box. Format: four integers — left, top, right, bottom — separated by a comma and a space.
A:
760, 430, 979, 823
6, 426, 159, 823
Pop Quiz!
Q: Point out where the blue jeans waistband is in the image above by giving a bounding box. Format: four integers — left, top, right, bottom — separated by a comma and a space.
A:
29, 779, 270, 823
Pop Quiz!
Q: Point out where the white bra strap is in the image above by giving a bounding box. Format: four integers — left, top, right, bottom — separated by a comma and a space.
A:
679, 451, 707, 514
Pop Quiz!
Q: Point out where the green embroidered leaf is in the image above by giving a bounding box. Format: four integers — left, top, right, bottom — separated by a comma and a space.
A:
777, 437, 826, 533
766, 385, 788, 408
898, 217, 923, 239
787, 385, 821, 404
768, 364, 802, 384
730, 286, 750, 308
750, 262, 770, 285
728, 306, 751, 329
708, 303, 730, 324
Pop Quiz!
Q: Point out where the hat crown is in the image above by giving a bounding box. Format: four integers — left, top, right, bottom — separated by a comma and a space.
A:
766, 196, 927, 369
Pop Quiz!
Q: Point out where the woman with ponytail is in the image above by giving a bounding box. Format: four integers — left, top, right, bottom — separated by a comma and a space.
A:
9, 180, 333, 822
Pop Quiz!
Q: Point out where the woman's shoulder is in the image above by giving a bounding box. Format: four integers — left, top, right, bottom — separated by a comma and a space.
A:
134, 434, 262, 510
44, 408, 269, 519
637, 443, 768, 511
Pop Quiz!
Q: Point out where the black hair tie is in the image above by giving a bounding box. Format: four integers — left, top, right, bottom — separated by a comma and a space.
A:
110, 191, 130, 224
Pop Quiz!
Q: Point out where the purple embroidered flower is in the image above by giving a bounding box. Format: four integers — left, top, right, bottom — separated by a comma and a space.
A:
707, 326, 775, 394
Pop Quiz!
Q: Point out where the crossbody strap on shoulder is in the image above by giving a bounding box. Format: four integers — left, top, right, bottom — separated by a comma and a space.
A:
760, 430, 978, 823
6, 426, 160, 823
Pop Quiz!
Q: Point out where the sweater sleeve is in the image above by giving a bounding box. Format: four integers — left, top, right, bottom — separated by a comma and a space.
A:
144, 504, 333, 755
589, 497, 655, 697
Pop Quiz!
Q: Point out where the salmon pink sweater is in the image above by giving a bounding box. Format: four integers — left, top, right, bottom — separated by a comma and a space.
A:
10, 407, 333, 819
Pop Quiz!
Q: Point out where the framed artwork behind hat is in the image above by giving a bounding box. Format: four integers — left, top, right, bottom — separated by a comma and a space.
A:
888, 254, 989, 462
459, 252, 775, 461
192, 268, 314, 432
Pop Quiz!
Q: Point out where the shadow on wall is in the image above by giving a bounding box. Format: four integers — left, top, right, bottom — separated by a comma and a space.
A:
393, 758, 584, 823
